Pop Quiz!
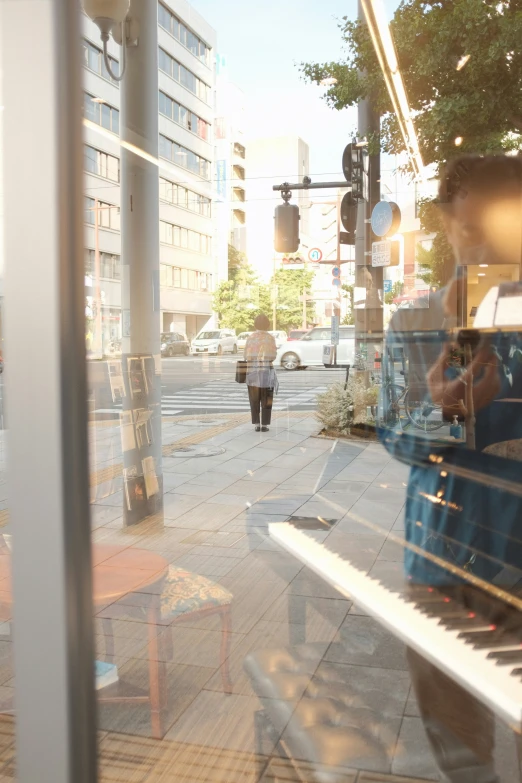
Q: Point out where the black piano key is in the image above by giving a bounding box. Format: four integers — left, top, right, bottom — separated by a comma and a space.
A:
487, 649, 522, 665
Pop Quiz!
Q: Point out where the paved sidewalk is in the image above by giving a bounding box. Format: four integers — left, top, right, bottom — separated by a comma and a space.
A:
0, 414, 518, 781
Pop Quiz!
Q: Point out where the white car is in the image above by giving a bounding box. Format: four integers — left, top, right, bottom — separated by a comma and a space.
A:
236, 331, 253, 352
191, 329, 238, 356
276, 326, 355, 370
269, 330, 288, 349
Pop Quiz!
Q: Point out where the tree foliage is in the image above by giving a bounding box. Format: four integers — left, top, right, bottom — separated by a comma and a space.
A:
213, 245, 271, 332
300, 1, 522, 169
269, 268, 316, 332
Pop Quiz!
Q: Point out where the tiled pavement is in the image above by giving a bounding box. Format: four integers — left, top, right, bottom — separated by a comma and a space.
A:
0, 414, 520, 781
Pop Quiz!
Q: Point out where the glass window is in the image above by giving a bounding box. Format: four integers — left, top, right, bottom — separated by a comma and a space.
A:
159, 221, 167, 243
158, 4, 171, 32
87, 42, 98, 72
173, 226, 180, 245
179, 105, 188, 128
172, 60, 179, 82
160, 265, 167, 286
85, 196, 95, 224
84, 248, 95, 276
173, 267, 181, 287
112, 108, 119, 134
159, 48, 170, 75
159, 91, 167, 116
101, 103, 111, 131
84, 146, 97, 175
181, 268, 188, 288
84, 93, 98, 123
166, 266, 173, 287
180, 228, 188, 248
179, 22, 187, 46
159, 135, 172, 160
188, 269, 196, 289
172, 101, 179, 124
172, 16, 179, 39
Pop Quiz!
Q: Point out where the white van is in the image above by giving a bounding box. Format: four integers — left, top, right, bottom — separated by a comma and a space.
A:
275, 326, 355, 370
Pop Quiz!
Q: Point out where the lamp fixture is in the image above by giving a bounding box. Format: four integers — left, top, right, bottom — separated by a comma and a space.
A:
82, 0, 132, 81
454, 136, 463, 146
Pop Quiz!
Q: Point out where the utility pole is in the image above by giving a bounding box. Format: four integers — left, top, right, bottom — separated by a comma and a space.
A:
120, 0, 163, 527
355, 0, 382, 378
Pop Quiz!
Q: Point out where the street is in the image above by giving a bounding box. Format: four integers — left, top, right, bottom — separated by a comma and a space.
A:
88, 355, 348, 418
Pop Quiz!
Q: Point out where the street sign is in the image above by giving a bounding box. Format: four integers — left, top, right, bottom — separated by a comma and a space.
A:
332, 278, 342, 287
372, 241, 392, 267
308, 247, 323, 263
331, 315, 339, 346
332, 266, 341, 278
383, 279, 393, 293
371, 201, 401, 237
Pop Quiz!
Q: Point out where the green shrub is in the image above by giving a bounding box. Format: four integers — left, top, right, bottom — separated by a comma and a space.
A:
316, 379, 381, 432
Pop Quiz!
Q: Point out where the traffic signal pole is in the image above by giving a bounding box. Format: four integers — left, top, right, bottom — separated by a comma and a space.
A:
355, 0, 382, 379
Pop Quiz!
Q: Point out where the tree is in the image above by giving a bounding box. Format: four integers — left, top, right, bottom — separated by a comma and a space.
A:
300, 1, 522, 169
212, 245, 271, 331
415, 199, 455, 288
384, 281, 403, 306
269, 268, 316, 332
341, 284, 354, 325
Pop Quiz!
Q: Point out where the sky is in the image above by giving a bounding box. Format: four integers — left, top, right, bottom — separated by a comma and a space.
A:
190, 0, 398, 183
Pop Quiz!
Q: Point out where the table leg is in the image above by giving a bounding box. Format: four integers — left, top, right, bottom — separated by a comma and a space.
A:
148, 596, 167, 739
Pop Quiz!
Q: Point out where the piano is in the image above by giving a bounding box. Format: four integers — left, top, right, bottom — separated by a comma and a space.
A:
269, 521, 522, 729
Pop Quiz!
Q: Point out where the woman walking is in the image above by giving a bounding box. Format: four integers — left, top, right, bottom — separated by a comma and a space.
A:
244, 314, 278, 432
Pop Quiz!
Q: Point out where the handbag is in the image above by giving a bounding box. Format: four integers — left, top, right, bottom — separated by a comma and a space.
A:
235, 360, 247, 384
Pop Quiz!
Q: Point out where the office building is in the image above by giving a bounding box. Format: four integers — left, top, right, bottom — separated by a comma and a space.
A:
83, 0, 216, 347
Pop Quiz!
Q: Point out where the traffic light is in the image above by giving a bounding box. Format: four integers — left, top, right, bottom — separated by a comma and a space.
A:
342, 142, 369, 201
340, 192, 357, 245
274, 202, 300, 253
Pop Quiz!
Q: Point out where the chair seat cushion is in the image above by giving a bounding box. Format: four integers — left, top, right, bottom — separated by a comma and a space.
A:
160, 566, 232, 620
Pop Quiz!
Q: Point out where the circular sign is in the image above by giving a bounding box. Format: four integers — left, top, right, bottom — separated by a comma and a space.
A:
308, 248, 323, 263
332, 266, 341, 278
371, 201, 401, 237
332, 278, 342, 287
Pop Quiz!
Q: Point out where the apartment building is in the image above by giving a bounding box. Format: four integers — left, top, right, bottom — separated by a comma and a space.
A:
82, 0, 217, 348
214, 56, 247, 283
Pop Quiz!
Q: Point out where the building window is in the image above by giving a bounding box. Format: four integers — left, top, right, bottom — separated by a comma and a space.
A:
159, 177, 211, 217
158, 47, 211, 104
160, 264, 211, 291
85, 249, 121, 280
160, 220, 211, 254
159, 133, 210, 179
85, 197, 120, 231
233, 164, 245, 180
82, 39, 119, 85
233, 142, 246, 159
84, 93, 119, 134
158, 4, 211, 66
159, 90, 210, 141
84, 145, 120, 182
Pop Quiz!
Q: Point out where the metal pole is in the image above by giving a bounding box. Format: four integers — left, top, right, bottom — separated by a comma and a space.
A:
355, 0, 382, 379
93, 198, 102, 359
2, 0, 97, 779
120, 0, 163, 527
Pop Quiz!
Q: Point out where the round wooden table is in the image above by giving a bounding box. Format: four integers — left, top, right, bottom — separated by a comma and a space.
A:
0, 543, 168, 611
0, 542, 169, 737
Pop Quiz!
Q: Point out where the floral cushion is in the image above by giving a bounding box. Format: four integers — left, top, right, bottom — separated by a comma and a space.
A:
160, 566, 233, 621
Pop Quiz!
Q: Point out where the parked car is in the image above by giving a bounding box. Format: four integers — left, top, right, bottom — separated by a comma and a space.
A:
287, 329, 309, 341
191, 329, 238, 356
236, 331, 253, 352
161, 332, 190, 357
276, 326, 355, 370
269, 330, 288, 349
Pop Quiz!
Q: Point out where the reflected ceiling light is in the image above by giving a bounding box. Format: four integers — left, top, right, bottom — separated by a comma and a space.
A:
82, 0, 131, 81
361, 0, 425, 182
479, 264, 488, 268
478, 272, 486, 276
91, 97, 106, 103
456, 54, 471, 71
454, 136, 463, 146
320, 77, 338, 86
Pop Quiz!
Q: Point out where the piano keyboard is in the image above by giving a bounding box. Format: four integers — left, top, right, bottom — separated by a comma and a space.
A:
269, 522, 522, 729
